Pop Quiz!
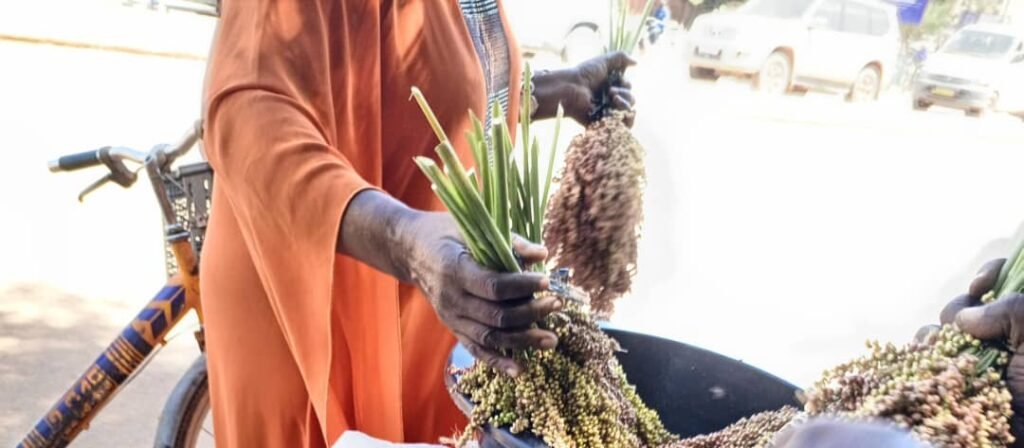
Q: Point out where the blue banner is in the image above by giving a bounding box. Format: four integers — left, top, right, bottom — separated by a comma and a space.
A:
884, 0, 929, 25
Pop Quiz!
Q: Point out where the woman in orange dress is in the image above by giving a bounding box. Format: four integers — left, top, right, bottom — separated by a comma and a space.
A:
200, 1, 636, 446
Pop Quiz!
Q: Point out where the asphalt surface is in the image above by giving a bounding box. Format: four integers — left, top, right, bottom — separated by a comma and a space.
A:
4, 7, 1024, 447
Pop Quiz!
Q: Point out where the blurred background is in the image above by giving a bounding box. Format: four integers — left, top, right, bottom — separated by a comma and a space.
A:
2, 0, 1024, 445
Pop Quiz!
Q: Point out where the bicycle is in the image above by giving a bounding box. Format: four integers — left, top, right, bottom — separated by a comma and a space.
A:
18, 121, 215, 448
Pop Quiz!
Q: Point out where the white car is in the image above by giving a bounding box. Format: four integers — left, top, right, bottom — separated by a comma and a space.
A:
686, 0, 900, 100
504, 0, 613, 63
912, 24, 1024, 117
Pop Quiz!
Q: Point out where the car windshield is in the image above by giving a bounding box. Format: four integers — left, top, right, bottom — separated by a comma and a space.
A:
942, 30, 1016, 58
744, 0, 816, 19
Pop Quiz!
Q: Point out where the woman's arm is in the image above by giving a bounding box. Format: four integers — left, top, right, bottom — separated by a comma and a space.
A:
338, 190, 562, 377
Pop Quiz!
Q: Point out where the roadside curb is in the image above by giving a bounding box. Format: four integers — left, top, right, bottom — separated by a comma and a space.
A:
0, 33, 207, 61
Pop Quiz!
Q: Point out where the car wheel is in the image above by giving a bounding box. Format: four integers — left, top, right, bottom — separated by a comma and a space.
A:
755, 52, 791, 94
847, 65, 881, 102
965, 108, 987, 118
562, 25, 602, 65
912, 98, 930, 111
689, 66, 719, 81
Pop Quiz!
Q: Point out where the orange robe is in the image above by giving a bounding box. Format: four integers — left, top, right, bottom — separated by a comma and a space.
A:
199, 1, 522, 446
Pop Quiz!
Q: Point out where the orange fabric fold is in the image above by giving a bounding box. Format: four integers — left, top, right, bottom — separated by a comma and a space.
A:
200, 0, 522, 446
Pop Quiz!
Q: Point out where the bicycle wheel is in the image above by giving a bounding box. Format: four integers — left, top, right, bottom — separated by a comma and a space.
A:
154, 354, 214, 448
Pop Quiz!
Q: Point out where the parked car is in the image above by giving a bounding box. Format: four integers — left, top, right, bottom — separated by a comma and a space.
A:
686, 0, 900, 101
504, 0, 612, 63
912, 24, 1024, 118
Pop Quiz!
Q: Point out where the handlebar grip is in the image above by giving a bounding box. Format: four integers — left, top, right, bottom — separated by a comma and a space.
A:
49, 148, 107, 172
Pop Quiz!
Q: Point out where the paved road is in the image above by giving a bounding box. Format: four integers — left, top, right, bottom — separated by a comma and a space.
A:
4, 20, 1024, 448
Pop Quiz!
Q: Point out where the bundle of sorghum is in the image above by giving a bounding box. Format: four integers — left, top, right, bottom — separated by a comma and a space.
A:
801, 325, 1014, 447
543, 0, 655, 317
454, 292, 675, 447
667, 407, 799, 448
668, 327, 1013, 448
544, 110, 644, 316
411, 58, 673, 446
671, 240, 1024, 448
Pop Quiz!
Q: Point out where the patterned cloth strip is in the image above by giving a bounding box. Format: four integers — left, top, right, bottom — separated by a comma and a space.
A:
457, 0, 512, 137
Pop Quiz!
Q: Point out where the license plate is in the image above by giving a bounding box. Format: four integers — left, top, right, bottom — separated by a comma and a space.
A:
931, 87, 956, 97
696, 45, 722, 58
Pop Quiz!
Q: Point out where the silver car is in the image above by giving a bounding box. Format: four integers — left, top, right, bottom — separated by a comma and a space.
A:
687, 0, 900, 100
912, 24, 1024, 117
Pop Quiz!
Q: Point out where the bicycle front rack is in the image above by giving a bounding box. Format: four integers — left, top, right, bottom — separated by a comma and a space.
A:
162, 162, 213, 276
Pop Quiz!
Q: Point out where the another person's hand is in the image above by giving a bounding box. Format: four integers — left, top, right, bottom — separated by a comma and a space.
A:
532, 51, 637, 127
772, 419, 926, 447
397, 212, 561, 377
934, 258, 1024, 445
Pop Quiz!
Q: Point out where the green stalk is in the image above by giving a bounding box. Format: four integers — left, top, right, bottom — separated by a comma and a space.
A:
997, 238, 1024, 297
415, 157, 496, 267
434, 142, 520, 272
467, 112, 492, 210
492, 104, 511, 244
521, 64, 533, 174
509, 161, 530, 238
616, 0, 627, 51
541, 104, 564, 215
411, 86, 562, 274
626, 0, 657, 53
466, 132, 485, 193
519, 80, 534, 241
410, 87, 448, 142
530, 138, 542, 244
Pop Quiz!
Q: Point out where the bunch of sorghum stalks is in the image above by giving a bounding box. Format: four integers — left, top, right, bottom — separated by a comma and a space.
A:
454, 288, 675, 448
543, 0, 655, 317
800, 325, 1014, 447
668, 326, 1014, 448
544, 110, 644, 316
672, 239, 1024, 448
667, 407, 799, 448
411, 56, 673, 445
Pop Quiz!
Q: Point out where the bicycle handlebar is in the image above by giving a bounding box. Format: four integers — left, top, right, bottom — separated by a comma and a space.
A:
48, 120, 202, 174
48, 147, 149, 173
50, 149, 104, 172
48, 120, 203, 202
165, 120, 203, 162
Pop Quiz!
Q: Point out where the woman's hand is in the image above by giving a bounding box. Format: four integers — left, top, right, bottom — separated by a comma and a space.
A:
339, 191, 563, 377
532, 51, 637, 127
931, 258, 1024, 446
396, 211, 561, 377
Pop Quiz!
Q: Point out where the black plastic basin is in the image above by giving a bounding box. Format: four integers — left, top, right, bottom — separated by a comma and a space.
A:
446, 328, 801, 448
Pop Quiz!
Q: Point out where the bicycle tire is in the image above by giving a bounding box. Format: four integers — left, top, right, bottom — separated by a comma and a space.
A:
154, 354, 212, 448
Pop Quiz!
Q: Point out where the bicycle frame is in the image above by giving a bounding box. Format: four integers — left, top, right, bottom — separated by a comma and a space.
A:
19, 237, 202, 448
19, 123, 206, 448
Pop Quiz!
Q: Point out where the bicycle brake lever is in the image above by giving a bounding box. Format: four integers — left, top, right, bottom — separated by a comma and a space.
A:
99, 150, 138, 188
78, 174, 113, 202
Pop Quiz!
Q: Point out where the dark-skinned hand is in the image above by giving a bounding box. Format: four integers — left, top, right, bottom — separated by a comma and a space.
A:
397, 211, 561, 377
923, 258, 1024, 446
533, 51, 637, 127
